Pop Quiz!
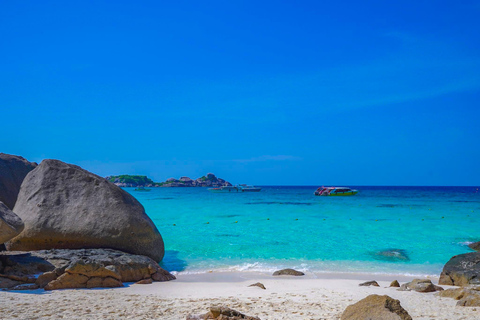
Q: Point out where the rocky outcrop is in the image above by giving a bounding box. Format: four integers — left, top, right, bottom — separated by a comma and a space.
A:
0, 249, 175, 290
0, 201, 24, 244
106, 175, 155, 187
7, 159, 165, 262
160, 173, 232, 188
272, 268, 304, 276
0, 153, 37, 210
437, 287, 480, 307
187, 306, 261, 320
439, 252, 480, 286
341, 294, 412, 320
468, 242, 480, 251
398, 279, 443, 293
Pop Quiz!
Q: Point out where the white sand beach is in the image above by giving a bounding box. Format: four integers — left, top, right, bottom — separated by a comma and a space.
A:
1, 272, 478, 320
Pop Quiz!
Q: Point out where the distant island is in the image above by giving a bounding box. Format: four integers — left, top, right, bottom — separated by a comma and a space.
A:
106, 173, 232, 188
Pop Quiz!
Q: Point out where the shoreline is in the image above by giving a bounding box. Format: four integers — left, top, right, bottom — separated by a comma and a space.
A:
2, 272, 477, 320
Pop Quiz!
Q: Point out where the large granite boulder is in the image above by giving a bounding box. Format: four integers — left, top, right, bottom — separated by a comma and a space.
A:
439, 252, 480, 286
341, 294, 412, 320
0, 248, 175, 290
0, 153, 37, 210
7, 159, 165, 262
0, 201, 24, 244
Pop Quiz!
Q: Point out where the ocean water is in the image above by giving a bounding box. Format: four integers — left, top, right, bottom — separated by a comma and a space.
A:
127, 186, 480, 277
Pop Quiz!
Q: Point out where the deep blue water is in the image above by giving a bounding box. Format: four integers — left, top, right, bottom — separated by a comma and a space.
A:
127, 186, 480, 276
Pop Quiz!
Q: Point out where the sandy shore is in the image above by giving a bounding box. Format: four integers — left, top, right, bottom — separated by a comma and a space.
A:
0, 272, 478, 320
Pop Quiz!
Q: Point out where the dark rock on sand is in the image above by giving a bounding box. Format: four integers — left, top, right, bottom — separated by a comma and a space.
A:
437, 286, 480, 307
439, 252, 480, 286
7, 159, 165, 262
398, 279, 443, 293
359, 280, 379, 287
341, 294, 412, 320
187, 306, 261, 320
0, 153, 37, 210
0, 201, 24, 244
390, 280, 400, 287
249, 282, 266, 289
0, 248, 175, 290
468, 241, 480, 251
273, 268, 305, 276
372, 249, 410, 261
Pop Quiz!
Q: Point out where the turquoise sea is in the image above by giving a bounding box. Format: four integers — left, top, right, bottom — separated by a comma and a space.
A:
127, 186, 479, 277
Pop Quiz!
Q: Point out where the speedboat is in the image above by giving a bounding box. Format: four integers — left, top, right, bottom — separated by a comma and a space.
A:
239, 184, 261, 192
314, 186, 358, 196
208, 186, 243, 193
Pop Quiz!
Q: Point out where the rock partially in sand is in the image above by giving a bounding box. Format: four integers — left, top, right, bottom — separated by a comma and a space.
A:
0, 201, 24, 244
398, 279, 443, 293
359, 280, 379, 287
468, 242, 480, 251
0, 248, 175, 290
0, 153, 37, 210
249, 282, 266, 289
7, 159, 165, 262
439, 252, 480, 286
135, 278, 153, 284
372, 249, 410, 261
341, 294, 412, 320
436, 286, 480, 307
390, 280, 400, 287
187, 306, 261, 320
273, 268, 305, 276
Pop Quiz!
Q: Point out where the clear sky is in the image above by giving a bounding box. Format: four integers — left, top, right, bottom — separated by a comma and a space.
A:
1, 1, 479, 186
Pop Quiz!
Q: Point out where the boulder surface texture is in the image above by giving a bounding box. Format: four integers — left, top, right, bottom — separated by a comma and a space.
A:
341, 294, 412, 320
439, 252, 480, 286
7, 159, 165, 262
0, 248, 175, 290
398, 279, 444, 293
0, 153, 37, 210
0, 201, 24, 244
437, 287, 480, 307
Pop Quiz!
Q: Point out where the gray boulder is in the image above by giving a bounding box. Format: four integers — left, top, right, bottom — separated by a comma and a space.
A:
439, 252, 480, 286
341, 294, 412, 320
7, 159, 164, 262
0, 248, 175, 290
468, 241, 480, 251
0, 201, 24, 244
273, 268, 305, 276
0, 153, 37, 210
398, 279, 443, 293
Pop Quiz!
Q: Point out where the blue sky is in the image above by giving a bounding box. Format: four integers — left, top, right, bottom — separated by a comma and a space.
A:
1, 1, 479, 185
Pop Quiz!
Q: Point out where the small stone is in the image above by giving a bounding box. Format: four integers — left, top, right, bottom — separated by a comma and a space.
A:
249, 282, 266, 290
390, 280, 400, 287
359, 280, 379, 287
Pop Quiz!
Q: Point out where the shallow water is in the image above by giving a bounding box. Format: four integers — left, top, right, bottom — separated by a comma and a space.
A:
127, 186, 480, 276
